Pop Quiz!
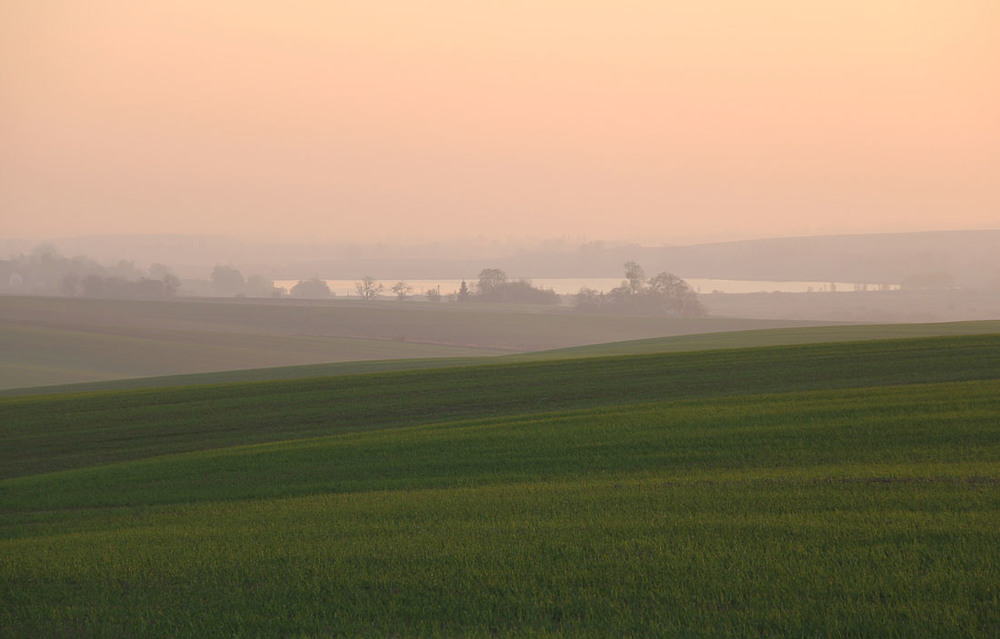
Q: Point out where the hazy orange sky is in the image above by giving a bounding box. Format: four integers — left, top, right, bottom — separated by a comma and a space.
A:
2, 1, 998, 245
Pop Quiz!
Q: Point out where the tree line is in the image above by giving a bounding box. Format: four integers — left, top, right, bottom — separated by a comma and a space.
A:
3, 246, 706, 317
575, 261, 706, 317
2, 245, 181, 300
462, 269, 560, 305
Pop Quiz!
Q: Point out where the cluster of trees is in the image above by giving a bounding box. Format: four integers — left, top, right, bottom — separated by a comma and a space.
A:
2, 245, 181, 300
209, 266, 281, 298
62, 272, 181, 300
575, 261, 706, 317
351, 277, 429, 301
213, 267, 339, 299
3, 247, 702, 315
462, 268, 559, 305
345, 271, 557, 304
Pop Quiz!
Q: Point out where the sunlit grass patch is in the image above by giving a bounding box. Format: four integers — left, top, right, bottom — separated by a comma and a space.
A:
2, 333, 1000, 636
3, 472, 998, 637
5, 333, 1000, 480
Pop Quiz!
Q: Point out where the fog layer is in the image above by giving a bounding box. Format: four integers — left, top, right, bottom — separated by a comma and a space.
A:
3, 1, 998, 243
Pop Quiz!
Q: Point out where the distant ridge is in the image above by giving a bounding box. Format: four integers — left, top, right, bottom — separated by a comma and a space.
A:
5, 230, 998, 286
273, 229, 1000, 284
639, 230, 1000, 286
478, 230, 999, 285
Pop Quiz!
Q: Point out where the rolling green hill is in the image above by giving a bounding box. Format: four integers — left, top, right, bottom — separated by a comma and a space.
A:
510, 319, 1000, 359
2, 333, 999, 636
5, 333, 1000, 479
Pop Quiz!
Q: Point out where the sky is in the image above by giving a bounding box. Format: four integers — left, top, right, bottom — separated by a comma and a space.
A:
2, 1, 998, 246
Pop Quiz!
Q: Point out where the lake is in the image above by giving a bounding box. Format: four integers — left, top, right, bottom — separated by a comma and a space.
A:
273, 277, 878, 297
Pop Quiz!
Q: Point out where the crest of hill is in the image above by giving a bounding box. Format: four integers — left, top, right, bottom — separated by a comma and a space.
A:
270, 230, 1000, 284
492, 230, 1000, 285
17, 230, 996, 285
639, 230, 1000, 286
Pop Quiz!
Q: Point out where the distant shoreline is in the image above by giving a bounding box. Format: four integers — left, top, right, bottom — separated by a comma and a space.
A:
272, 277, 872, 297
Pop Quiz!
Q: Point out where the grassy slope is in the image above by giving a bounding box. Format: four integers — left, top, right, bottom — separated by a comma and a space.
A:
4, 334, 1000, 480
4, 379, 998, 511
1, 294, 827, 390
517, 319, 1000, 359
2, 334, 999, 636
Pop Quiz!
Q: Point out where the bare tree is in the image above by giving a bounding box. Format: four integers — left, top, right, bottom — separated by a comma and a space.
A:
355, 276, 383, 300
391, 281, 413, 300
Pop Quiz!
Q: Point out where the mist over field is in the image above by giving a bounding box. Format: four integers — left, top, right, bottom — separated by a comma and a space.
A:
4, 229, 999, 322
3, 1, 996, 314
1, 229, 997, 282
3, 227, 1000, 393
3, 2, 999, 635
3, 1, 997, 247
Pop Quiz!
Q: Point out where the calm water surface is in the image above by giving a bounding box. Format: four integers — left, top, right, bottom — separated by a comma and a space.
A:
274, 277, 877, 297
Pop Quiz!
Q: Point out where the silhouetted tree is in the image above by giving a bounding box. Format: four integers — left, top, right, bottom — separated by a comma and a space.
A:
391, 281, 413, 300
148, 263, 174, 281
137, 277, 169, 299
108, 259, 143, 280
457, 280, 471, 301
647, 272, 704, 316
477, 268, 508, 300
469, 269, 558, 305
246, 274, 277, 298
291, 277, 332, 298
574, 263, 705, 317
13, 245, 103, 294
574, 287, 603, 312
426, 286, 442, 302
210, 265, 245, 297
624, 261, 645, 295
60, 273, 81, 296
502, 279, 559, 304
147, 263, 181, 298
355, 276, 383, 300
161, 273, 181, 297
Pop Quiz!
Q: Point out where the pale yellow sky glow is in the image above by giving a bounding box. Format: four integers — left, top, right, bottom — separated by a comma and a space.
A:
2, 1, 997, 244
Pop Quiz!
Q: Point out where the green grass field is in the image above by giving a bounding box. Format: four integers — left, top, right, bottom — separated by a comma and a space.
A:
517, 319, 1000, 359
2, 331, 1000, 635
